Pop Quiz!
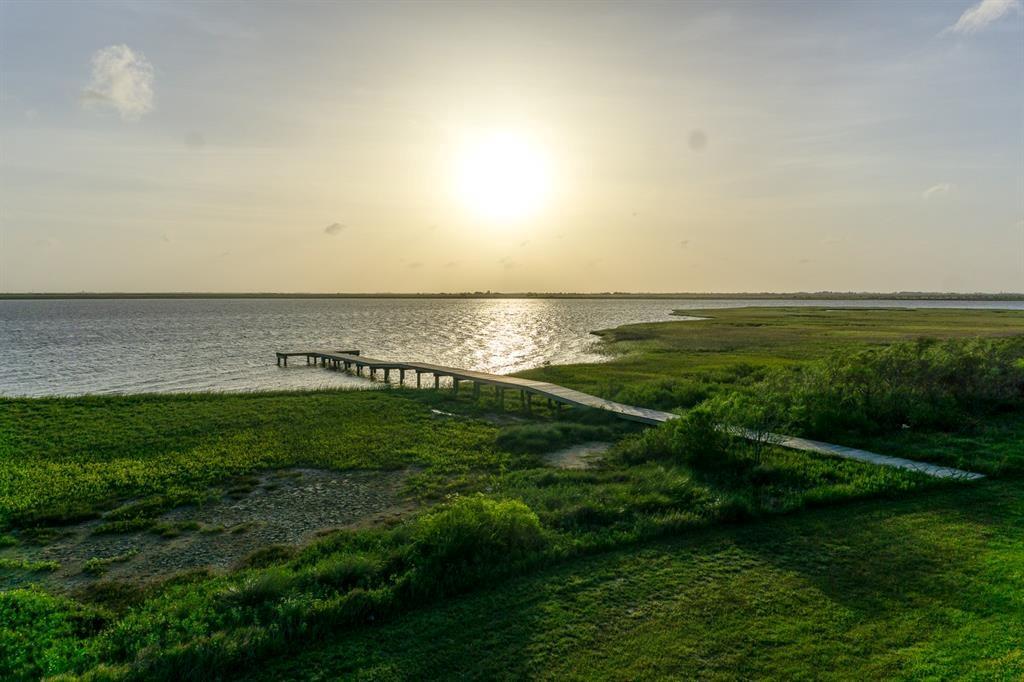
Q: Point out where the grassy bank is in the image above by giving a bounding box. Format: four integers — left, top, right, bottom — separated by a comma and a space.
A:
0, 307, 1020, 680
253, 477, 1024, 680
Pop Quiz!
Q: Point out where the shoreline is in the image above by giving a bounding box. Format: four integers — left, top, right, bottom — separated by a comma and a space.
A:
3, 292, 1023, 301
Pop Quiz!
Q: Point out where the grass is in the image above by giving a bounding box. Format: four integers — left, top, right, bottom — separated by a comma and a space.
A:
519, 307, 1024, 399
0, 558, 59, 573
0, 307, 1020, 680
252, 478, 1024, 680
82, 551, 138, 576
0, 389, 508, 530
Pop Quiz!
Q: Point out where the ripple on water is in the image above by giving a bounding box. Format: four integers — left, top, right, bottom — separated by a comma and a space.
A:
1, 297, 1020, 396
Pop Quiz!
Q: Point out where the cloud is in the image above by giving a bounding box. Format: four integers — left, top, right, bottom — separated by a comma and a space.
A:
407, 261, 423, 269
443, 260, 459, 269
688, 129, 708, 151
943, 0, 1020, 35
81, 45, 154, 120
922, 183, 955, 200
498, 257, 516, 270
679, 239, 690, 248
184, 131, 206, 149
798, 258, 811, 265
324, 222, 347, 235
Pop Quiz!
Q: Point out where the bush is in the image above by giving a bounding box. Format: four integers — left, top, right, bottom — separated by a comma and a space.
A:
495, 422, 614, 454
238, 544, 297, 570
405, 496, 548, 596
744, 337, 1024, 437
0, 589, 104, 680
612, 378, 710, 410
615, 405, 739, 474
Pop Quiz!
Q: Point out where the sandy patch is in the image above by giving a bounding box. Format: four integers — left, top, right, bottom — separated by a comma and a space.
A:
0, 468, 414, 591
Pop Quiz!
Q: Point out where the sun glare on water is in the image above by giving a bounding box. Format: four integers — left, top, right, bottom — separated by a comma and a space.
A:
453, 131, 553, 222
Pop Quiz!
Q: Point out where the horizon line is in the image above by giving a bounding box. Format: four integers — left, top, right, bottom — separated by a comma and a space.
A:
2, 291, 1023, 300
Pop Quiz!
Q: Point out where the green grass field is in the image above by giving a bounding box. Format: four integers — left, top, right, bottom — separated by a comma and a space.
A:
0, 307, 1020, 680
253, 479, 1024, 681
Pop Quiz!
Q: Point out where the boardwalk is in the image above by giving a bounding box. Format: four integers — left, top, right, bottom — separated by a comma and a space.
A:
277, 349, 984, 480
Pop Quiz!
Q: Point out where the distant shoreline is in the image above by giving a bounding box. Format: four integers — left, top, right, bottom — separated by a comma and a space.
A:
1, 292, 1023, 301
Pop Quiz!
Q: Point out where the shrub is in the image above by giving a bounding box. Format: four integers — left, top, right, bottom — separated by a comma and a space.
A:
0, 589, 104, 680
220, 569, 293, 608
615, 405, 731, 471
304, 554, 381, 591
238, 544, 297, 569
741, 336, 1024, 437
405, 496, 547, 597
612, 378, 710, 410
495, 422, 614, 454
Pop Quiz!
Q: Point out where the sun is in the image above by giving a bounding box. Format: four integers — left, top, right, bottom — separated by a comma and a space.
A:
453, 131, 553, 222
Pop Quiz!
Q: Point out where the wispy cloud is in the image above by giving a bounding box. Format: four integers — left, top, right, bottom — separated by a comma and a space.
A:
943, 0, 1020, 35
324, 222, 347, 235
80, 45, 154, 120
922, 182, 954, 200
688, 130, 708, 151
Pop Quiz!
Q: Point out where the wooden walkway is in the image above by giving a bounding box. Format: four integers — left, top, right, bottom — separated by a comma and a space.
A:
276, 349, 985, 480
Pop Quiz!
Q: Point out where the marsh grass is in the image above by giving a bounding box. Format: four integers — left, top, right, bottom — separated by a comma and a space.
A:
1, 308, 1020, 680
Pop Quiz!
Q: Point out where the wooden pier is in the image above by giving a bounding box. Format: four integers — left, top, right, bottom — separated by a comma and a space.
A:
276, 349, 672, 424
275, 348, 985, 480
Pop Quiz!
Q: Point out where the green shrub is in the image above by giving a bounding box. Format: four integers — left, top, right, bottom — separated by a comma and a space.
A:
615, 405, 730, 472
405, 496, 548, 596
0, 589, 104, 680
740, 337, 1024, 437
239, 544, 298, 569
220, 568, 294, 608
495, 422, 614, 454
304, 554, 381, 591
612, 378, 710, 410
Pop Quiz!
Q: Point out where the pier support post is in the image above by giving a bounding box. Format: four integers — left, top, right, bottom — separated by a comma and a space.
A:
453, 379, 459, 395
384, 368, 390, 383
473, 382, 480, 400
525, 392, 532, 413
283, 356, 287, 367
416, 371, 421, 388
399, 369, 405, 385
434, 374, 440, 389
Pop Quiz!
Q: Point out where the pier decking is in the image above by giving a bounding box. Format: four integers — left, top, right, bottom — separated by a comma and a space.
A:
277, 349, 672, 424
276, 349, 984, 480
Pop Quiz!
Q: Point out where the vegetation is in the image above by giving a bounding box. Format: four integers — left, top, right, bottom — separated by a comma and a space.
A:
252, 479, 1024, 680
0, 389, 506, 530
0, 307, 1020, 680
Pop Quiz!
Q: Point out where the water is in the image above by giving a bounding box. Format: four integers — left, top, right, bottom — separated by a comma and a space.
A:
1, 298, 1022, 397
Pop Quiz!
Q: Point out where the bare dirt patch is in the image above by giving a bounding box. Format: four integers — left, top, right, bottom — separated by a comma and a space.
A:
543, 442, 611, 469
0, 468, 414, 591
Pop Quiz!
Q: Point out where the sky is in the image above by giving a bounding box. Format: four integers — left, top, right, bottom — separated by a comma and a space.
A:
1, 0, 1021, 293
